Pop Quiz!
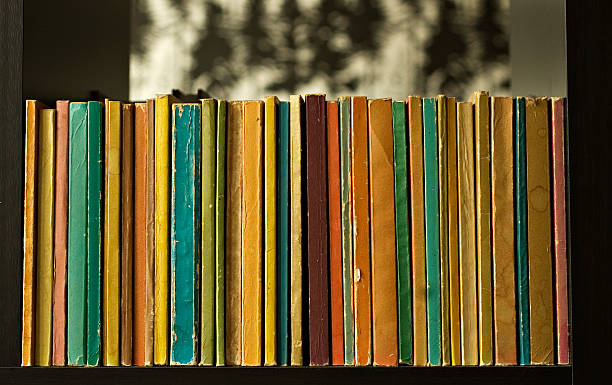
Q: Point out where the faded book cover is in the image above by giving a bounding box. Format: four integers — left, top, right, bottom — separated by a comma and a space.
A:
121, 103, 134, 366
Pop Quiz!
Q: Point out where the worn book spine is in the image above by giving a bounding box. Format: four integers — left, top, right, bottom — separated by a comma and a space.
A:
473, 91, 492, 366
264, 96, 278, 366
35, 108, 56, 366
242, 100, 264, 366
67, 102, 87, 366
226, 101, 244, 366
104, 99, 121, 366
423, 97, 441, 366
407, 96, 427, 366
277, 101, 290, 366
514, 97, 530, 365
525, 97, 554, 365
306, 94, 330, 366
215, 100, 227, 366
457, 102, 478, 365
87, 102, 103, 366
170, 103, 201, 365
490, 97, 517, 365
327, 100, 344, 366
551, 97, 569, 365
339, 96, 355, 366
351, 96, 371, 366
446, 97, 460, 366
289, 95, 304, 366
53, 100, 69, 366
145, 99, 156, 364
121, 104, 134, 366
201, 99, 216, 366
368, 99, 398, 366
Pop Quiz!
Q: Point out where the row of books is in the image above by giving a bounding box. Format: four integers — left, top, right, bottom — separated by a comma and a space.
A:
22, 92, 569, 367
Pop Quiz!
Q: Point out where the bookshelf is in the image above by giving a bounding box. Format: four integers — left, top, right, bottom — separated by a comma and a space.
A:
1, 0, 608, 383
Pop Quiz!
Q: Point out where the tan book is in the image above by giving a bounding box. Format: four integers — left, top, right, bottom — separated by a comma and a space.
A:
121, 103, 134, 366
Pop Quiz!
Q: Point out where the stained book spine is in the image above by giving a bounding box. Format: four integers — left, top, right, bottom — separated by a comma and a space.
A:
216, 100, 227, 366
121, 104, 134, 366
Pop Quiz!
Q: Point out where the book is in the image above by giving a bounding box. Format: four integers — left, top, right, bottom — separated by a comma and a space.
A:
67, 102, 87, 366
277, 101, 290, 366
226, 101, 244, 366
339, 96, 355, 366
104, 99, 121, 366
53, 100, 69, 366
87, 101, 103, 366
525, 97, 554, 365
490, 97, 517, 365
201, 99, 216, 365
305, 94, 330, 366
551, 97, 569, 365
327, 100, 344, 366
457, 101, 478, 365
170, 103, 201, 365
35, 108, 55, 366
215, 100, 227, 366
473, 91, 492, 366
368, 98, 398, 366
423, 97, 441, 366
121, 103, 134, 366
392, 101, 412, 365
264, 96, 278, 366
350, 96, 371, 366
407, 96, 427, 367
242, 100, 264, 366
289, 95, 304, 366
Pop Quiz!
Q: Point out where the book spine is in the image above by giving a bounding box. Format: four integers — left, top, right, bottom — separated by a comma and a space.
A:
514, 97, 530, 365
277, 101, 290, 366
407, 96, 427, 366
264, 96, 278, 366
53, 100, 69, 366
327, 100, 344, 366
35, 108, 56, 366
368, 99, 399, 366
350, 96, 371, 366
392, 101, 413, 365
145, 99, 156, 365
525, 97, 554, 365
289, 95, 304, 366
87, 102, 103, 366
67, 102, 87, 366
121, 104, 134, 366
339, 96, 355, 366
201, 99, 216, 365
226, 101, 244, 366
551, 97, 569, 365
103, 100, 121, 366
306, 94, 330, 366
170, 104, 201, 365
490, 97, 517, 365
473, 91, 492, 366
242, 101, 264, 366
457, 102, 478, 365
423, 97, 441, 366
215, 100, 227, 366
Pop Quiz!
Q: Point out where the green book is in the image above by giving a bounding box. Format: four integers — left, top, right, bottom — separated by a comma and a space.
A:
215, 100, 227, 366
423, 97, 441, 366
514, 97, 530, 365
277, 101, 290, 366
392, 101, 413, 364
86, 101, 102, 366
67, 102, 87, 366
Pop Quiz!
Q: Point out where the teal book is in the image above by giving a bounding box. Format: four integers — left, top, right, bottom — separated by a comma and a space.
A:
215, 100, 227, 366
170, 104, 201, 365
277, 101, 290, 366
514, 97, 530, 365
423, 97, 441, 366
86, 101, 102, 366
392, 101, 413, 364
338, 97, 355, 365
67, 102, 88, 366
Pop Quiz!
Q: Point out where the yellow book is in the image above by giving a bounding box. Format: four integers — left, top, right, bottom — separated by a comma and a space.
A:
104, 100, 121, 366
264, 96, 278, 366
35, 109, 55, 366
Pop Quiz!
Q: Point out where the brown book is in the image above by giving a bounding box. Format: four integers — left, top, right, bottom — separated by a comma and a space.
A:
121, 104, 134, 366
